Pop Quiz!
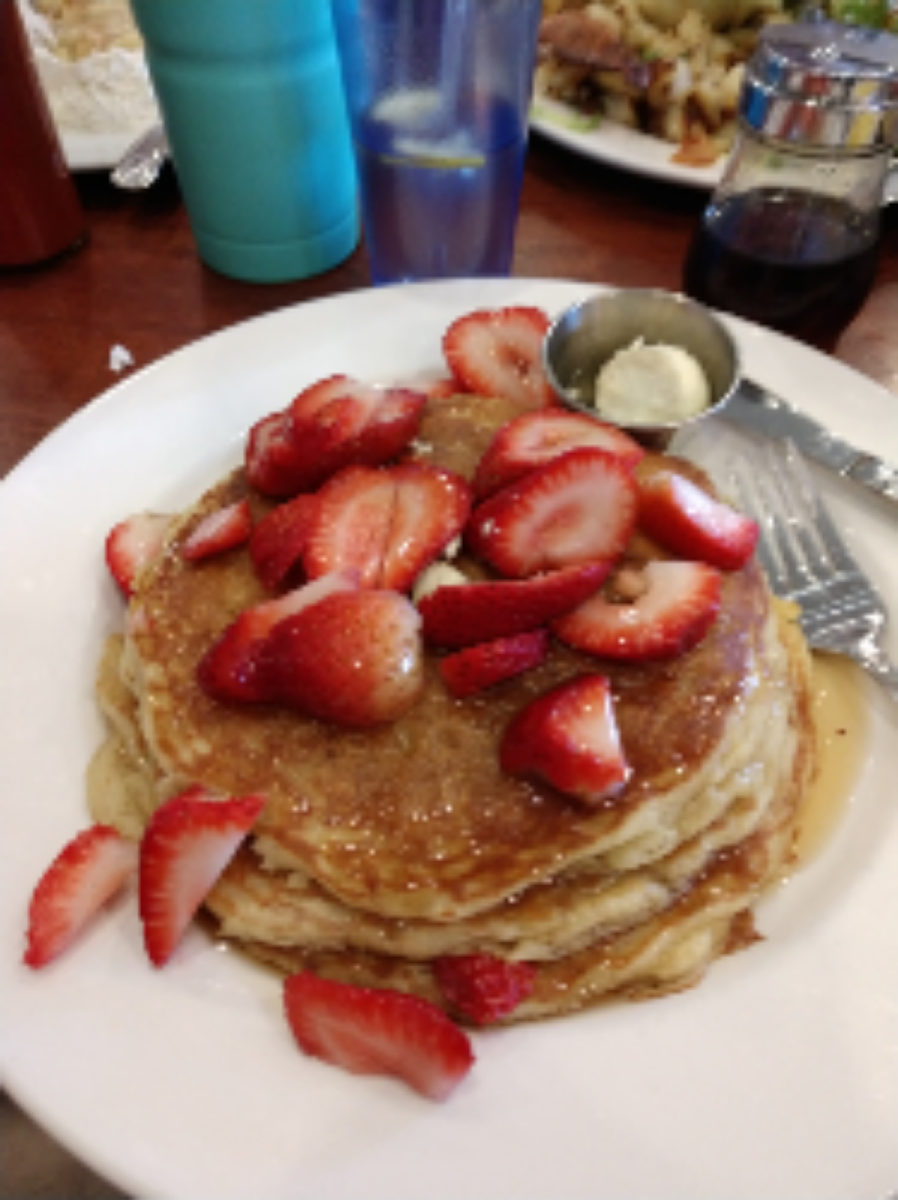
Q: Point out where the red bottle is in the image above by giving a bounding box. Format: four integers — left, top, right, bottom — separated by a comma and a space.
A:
0, 0, 86, 267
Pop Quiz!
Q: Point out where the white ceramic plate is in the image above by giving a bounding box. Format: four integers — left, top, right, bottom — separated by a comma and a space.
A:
63, 130, 139, 172
529, 94, 898, 205
0, 279, 896, 1200
530, 95, 722, 190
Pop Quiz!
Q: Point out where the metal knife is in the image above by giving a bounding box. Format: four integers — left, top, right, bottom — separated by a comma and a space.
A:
722, 377, 898, 507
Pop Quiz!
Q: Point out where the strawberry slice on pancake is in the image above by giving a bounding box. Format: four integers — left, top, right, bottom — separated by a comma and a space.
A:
500, 674, 631, 807
554, 560, 722, 662
638, 470, 759, 571
466, 447, 639, 579
473, 408, 645, 500
303, 462, 471, 592
442, 306, 556, 410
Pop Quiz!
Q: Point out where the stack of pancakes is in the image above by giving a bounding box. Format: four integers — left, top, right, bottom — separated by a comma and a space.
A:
89, 392, 817, 1022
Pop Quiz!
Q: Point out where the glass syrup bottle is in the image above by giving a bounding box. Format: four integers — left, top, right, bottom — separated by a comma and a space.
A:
684, 20, 898, 350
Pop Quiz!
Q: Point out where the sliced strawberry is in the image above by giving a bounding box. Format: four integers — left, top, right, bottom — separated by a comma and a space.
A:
284, 971, 474, 1101
439, 630, 549, 699
197, 570, 359, 703
289, 373, 379, 438
434, 953, 537, 1025
303, 463, 471, 592
245, 409, 310, 498
182, 498, 252, 562
283, 375, 426, 491
262, 589, 423, 727
379, 464, 471, 591
500, 674, 631, 806
284, 376, 382, 492
105, 512, 170, 597
249, 494, 317, 591
638, 470, 759, 571
302, 466, 394, 588
24, 826, 138, 968
443, 307, 556, 410
246, 382, 424, 501
348, 386, 426, 469
466, 448, 639, 579
418, 562, 609, 648
139, 787, 265, 967
424, 377, 461, 401
473, 408, 645, 499
553, 560, 722, 661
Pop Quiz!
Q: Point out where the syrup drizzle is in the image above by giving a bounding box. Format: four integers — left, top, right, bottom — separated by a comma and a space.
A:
792, 654, 871, 868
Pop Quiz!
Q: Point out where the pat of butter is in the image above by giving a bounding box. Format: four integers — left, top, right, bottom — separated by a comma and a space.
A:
594, 340, 710, 426
412, 561, 467, 605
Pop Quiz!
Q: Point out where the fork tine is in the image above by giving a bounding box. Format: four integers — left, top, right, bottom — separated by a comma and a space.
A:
757, 445, 836, 586
727, 438, 898, 703
731, 440, 855, 598
729, 449, 805, 594
780, 442, 864, 579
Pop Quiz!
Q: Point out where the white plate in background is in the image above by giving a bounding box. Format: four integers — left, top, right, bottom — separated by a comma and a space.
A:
530, 95, 722, 190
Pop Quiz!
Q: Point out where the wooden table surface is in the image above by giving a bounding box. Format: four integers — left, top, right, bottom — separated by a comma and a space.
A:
1, 132, 896, 1199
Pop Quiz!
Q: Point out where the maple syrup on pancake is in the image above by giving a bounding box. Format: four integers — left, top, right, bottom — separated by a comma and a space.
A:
791, 654, 870, 868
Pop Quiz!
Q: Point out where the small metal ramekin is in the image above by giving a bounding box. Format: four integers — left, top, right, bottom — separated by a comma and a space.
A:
542, 288, 741, 449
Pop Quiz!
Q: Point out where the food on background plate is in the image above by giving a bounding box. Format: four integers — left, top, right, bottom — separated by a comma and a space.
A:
18, 0, 158, 138
26, 305, 817, 1101
24, 0, 141, 58
536, 0, 791, 165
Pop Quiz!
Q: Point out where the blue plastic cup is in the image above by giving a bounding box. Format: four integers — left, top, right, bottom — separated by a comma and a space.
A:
131, 0, 359, 283
330, 0, 541, 285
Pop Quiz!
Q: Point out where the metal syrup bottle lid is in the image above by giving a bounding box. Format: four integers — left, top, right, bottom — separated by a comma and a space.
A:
740, 20, 898, 148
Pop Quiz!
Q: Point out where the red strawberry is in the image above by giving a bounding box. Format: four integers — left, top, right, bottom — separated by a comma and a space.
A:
105, 512, 170, 596
553, 560, 722, 661
245, 409, 309, 498
278, 375, 425, 492
289, 373, 378, 439
249, 493, 317, 591
473, 408, 645, 499
418, 562, 609, 648
303, 463, 471, 592
443, 307, 556, 410
466, 448, 639, 579
434, 953, 537, 1025
638, 470, 759, 571
500, 674, 631, 806
182, 498, 252, 562
283, 376, 384, 492
381, 464, 471, 591
248, 380, 426, 501
139, 787, 265, 967
197, 571, 359, 703
284, 971, 474, 1101
262, 589, 423, 727
24, 826, 138, 968
439, 630, 549, 698
347, 385, 426, 468
424, 377, 461, 401
303, 466, 394, 589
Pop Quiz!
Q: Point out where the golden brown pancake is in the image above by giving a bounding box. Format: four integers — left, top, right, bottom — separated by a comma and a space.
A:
89, 391, 817, 1020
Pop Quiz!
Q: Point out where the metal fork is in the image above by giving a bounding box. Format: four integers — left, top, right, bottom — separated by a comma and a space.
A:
730, 440, 898, 703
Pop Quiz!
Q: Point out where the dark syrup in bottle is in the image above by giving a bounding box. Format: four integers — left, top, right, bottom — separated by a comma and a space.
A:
683, 187, 879, 349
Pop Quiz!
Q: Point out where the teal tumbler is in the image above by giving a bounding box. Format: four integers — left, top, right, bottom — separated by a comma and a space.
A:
131, 0, 359, 283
